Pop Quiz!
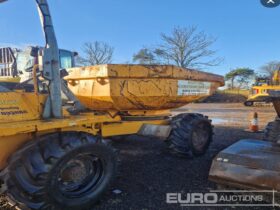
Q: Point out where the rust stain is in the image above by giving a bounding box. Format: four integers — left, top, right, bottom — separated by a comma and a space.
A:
65, 64, 224, 111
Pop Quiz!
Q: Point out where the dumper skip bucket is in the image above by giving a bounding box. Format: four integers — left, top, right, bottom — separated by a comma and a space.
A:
65, 64, 224, 112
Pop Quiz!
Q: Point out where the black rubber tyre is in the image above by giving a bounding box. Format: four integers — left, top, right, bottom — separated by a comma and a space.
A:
109, 135, 129, 142
244, 101, 254, 106
263, 120, 280, 143
166, 113, 213, 157
2, 132, 117, 210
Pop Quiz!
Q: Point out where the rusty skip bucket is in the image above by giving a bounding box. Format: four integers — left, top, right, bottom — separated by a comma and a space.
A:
65, 64, 224, 112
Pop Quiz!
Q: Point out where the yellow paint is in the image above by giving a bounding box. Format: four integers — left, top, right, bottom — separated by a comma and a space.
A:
247, 69, 280, 101
101, 119, 169, 137
0, 113, 120, 137
0, 111, 170, 169
273, 70, 280, 84
0, 76, 21, 83
0, 112, 121, 169
66, 64, 224, 111
0, 91, 47, 122
126, 110, 171, 116
0, 64, 224, 170
248, 84, 280, 101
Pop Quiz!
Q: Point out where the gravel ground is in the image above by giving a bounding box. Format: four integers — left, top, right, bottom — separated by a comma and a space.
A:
0, 103, 277, 210
94, 127, 264, 210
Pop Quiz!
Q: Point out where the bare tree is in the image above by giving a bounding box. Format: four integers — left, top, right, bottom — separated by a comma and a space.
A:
79, 41, 114, 65
260, 61, 280, 80
133, 26, 222, 69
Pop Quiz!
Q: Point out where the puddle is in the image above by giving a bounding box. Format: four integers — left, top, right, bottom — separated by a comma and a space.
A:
211, 117, 240, 125
211, 118, 228, 124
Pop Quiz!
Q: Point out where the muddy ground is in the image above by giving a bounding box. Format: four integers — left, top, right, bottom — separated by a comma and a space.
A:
0, 103, 277, 210
201, 92, 247, 103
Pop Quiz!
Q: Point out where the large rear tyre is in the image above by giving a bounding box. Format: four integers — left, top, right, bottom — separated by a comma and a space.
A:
166, 113, 213, 157
2, 132, 117, 210
263, 120, 280, 143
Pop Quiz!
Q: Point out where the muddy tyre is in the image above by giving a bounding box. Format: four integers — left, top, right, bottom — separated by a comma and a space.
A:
166, 113, 213, 157
264, 120, 280, 143
2, 132, 117, 210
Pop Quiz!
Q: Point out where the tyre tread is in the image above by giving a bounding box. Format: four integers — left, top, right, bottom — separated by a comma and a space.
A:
166, 113, 213, 157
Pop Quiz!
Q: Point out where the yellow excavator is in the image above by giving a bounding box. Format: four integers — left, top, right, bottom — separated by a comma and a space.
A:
244, 69, 280, 106
0, 1, 224, 210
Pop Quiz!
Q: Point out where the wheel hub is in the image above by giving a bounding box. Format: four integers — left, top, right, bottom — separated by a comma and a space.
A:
57, 154, 104, 197
60, 160, 88, 183
192, 123, 210, 151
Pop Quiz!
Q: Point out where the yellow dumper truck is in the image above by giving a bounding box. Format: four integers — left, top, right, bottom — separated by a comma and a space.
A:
0, 1, 224, 209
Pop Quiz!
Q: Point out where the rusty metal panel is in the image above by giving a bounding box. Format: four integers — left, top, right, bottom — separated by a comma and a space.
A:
268, 90, 280, 117
138, 124, 171, 139
209, 139, 280, 190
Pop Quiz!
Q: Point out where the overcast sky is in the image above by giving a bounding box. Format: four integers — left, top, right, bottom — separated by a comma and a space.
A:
0, 0, 279, 75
